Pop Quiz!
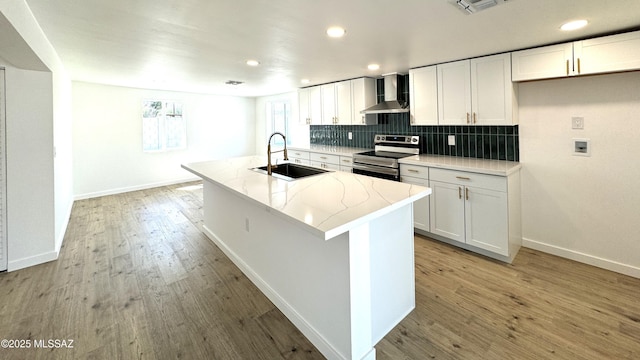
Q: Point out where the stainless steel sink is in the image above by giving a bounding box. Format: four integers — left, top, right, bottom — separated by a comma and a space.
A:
251, 163, 329, 181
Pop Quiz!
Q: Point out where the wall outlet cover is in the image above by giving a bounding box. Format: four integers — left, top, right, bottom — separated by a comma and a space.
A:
572, 138, 591, 157
348, 132, 353, 140
448, 135, 456, 146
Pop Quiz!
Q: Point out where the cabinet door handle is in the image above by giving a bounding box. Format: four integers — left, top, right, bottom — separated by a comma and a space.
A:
342, 159, 350, 163
566, 59, 570, 75
456, 176, 471, 180
465, 188, 469, 200
577, 58, 581, 74
361, 115, 365, 124
466, 113, 470, 124
408, 169, 420, 173
458, 187, 462, 199
320, 156, 327, 160
473, 112, 477, 124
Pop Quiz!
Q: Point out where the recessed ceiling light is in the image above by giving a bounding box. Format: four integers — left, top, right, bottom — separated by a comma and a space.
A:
246, 60, 260, 66
301, 79, 310, 84
561, 20, 588, 31
368, 64, 380, 71
326, 26, 346, 38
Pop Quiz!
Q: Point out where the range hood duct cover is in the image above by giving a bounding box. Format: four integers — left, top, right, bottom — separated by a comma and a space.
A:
360, 73, 409, 114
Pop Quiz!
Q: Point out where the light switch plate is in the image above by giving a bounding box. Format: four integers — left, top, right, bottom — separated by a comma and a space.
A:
572, 116, 584, 129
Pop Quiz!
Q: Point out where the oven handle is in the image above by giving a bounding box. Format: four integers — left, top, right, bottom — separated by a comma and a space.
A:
352, 163, 399, 176
352, 157, 399, 168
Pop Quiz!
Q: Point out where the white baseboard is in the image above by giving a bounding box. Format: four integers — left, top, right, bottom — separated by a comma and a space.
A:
74, 177, 200, 200
8, 250, 58, 272
523, 237, 640, 279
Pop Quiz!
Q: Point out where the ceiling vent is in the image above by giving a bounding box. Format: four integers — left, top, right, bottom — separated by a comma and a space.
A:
225, 80, 244, 85
451, 0, 507, 14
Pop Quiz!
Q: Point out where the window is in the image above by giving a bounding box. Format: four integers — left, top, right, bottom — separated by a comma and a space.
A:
266, 100, 291, 146
142, 100, 186, 152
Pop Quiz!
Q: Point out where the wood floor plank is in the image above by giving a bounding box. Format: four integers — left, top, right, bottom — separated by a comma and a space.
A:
0, 181, 638, 359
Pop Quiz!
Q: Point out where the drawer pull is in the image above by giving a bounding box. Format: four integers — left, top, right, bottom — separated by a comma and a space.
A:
456, 176, 471, 180
408, 169, 420, 173
320, 156, 327, 160
342, 159, 350, 163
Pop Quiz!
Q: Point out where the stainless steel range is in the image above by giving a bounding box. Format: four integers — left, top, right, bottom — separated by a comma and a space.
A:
352, 135, 420, 181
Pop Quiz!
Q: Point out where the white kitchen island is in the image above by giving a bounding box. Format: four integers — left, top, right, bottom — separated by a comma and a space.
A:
182, 156, 430, 360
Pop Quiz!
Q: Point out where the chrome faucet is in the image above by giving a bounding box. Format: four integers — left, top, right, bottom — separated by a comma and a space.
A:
267, 132, 288, 175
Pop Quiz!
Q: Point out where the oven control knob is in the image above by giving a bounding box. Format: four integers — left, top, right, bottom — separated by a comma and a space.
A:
412, 137, 418, 143
376, 135, 381, 141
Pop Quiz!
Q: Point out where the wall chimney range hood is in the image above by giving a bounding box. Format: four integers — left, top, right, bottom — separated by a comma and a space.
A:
360, 73, 409, 115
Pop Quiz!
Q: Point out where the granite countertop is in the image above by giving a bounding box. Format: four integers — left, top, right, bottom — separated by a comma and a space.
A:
399, 154, 521, 176
182, 156, 430, 240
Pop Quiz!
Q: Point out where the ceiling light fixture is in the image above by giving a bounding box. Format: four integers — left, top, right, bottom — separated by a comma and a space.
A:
367, 64, 380, 71
225, 80, 244, 85
246, 60, 260, 66
561, 19, 588, 31
326, 26, 346, 38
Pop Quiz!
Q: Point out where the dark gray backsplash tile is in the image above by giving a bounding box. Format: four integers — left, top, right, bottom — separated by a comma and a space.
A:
309, 113, 519, 161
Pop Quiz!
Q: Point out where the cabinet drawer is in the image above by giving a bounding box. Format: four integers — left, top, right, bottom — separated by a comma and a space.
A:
400, 164, 429, 179
310, 152, 340, 165
430, 168, 506, 192
289, 150, 310, 159
339, 156, 353, 167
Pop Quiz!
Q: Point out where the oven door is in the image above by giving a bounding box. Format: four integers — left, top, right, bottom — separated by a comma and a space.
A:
352, 163, 399, 181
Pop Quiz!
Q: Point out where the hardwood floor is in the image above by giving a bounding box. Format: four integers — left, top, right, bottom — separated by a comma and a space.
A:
0, 181, 638, 359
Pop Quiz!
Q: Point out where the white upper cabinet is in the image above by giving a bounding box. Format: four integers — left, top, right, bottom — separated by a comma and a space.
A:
512, 30, 640, 81
471, 53, 517, 126
577, 31, 640, 75
438, 54, 517, 126
511, 43, 573, 81
299, 86, 322, 125
351, 77, 377, 125
321, 80, 352, 125
437, 60, 471, 125
409, 66, 438, 125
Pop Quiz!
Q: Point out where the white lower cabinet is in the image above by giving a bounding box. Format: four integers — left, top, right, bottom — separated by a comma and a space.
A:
426, 167, 521, 261
339, 156, 353, 172
310, 152, 341, 170
289, 150, 310, 166
400, 164, 430, 232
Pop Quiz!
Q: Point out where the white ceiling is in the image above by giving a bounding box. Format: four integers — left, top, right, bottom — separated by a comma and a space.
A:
23, 0, 640, 97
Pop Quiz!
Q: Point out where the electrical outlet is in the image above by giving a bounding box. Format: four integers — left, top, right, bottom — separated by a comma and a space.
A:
348, 132, 353, 140
448, 135, 456, 146
572, 116, 584, 129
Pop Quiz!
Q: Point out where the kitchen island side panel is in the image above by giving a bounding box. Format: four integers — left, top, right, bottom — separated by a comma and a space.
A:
202, 180, 353, 359
201, 179, 416, 360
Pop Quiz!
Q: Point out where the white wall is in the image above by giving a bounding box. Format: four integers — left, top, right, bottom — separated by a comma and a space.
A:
519, 72, 640, 277
255, 91, 309, 152
0, 0, 73, 270
72, 82, 256, 198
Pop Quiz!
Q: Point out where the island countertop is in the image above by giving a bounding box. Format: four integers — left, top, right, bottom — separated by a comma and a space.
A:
182, 156, 430, 240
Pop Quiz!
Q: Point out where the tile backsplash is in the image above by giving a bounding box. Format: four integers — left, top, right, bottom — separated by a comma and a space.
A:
310, 113, 519, 161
